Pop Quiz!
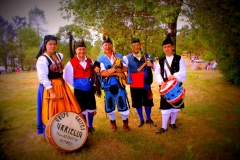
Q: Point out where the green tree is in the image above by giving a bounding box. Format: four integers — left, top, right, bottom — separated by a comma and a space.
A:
186, 0, 240, 84
28, 6, 48, 43
17, 28, 41, 70
59, 0, 185, 54
89, 40, 102, 61
0, 15, 17, 71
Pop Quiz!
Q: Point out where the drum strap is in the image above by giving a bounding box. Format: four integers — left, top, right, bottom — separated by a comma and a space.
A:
164, 59, 172, 75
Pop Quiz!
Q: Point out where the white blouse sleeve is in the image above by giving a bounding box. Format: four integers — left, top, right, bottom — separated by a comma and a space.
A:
154, 62, 163, 85
173, 57, 187, 82
36, 56, 52, 89
122, 56, 129, 65
100, 62, 106, 72
63, 62, 74, 87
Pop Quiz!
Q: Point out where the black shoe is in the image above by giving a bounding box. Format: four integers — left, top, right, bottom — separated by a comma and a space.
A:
146, 119, 157, 127
156, 128, 167, 134
138, 120, 145, 127
170, 124, 178, 131
88, 127, 95, 134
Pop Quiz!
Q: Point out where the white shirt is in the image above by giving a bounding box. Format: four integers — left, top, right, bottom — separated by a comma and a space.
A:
123, 53, 155, 71
64, 56, 94, 87
36, 53, 63, 89
154, 55, 187, 85
100, 53, 127, 71
122, 53, 141, 65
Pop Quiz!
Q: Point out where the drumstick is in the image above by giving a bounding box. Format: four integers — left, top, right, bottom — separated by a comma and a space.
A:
45, 96, 64, 99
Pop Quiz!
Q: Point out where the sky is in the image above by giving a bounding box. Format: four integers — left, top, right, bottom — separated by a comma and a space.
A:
0, 0, 73, 35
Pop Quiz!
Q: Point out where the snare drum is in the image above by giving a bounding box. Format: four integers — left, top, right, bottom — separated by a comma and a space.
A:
160, 79, 185, 105
45, 111, 88, 152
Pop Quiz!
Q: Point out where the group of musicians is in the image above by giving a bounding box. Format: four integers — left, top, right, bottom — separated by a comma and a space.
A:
36, 32, 187, 140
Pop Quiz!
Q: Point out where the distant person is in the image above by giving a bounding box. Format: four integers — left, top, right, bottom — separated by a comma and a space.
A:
35, 35, 81, 137
17, 67, 20, 72
211, 60, 217, 70
205, 62, 211, 71
154, 33, 187, 134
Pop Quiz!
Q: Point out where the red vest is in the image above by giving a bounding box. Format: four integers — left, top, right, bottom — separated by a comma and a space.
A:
70, 57, 92, 78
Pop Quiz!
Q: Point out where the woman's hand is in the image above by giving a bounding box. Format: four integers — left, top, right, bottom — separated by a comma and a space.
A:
48, 88, 57, 100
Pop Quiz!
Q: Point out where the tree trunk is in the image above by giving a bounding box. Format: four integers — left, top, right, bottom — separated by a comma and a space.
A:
168, 18, 177, 54
166, 0, 183, 54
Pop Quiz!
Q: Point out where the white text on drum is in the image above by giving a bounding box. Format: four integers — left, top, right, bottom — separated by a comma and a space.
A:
56, 131, 78, 142
75, 116, 86, 130
57, 123, 83, 138
60, 139, 72, 146
54, 112, 69, 122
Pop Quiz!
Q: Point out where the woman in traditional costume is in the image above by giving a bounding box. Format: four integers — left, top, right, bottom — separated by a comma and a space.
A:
36, 35, 81, 137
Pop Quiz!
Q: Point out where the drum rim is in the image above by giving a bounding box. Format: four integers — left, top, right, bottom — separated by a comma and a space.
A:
160, 79, 177, 94
168, 89, 185, 104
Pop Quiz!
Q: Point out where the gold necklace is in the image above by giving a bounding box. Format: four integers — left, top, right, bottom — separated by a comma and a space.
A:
46, 52, 55, 57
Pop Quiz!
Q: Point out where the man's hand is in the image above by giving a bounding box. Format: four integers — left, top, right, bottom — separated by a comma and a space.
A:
94, 67, 100, 73
146, 60, 153, 67
116, 72, 125, 78
159, 81, 166, 92
168, 75, 175, 80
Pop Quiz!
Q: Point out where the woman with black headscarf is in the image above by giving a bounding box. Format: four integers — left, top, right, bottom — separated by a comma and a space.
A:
36, 35, 81, 137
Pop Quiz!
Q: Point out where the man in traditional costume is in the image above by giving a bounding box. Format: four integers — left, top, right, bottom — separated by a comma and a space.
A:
154, 33, 187, 134
97, 33, 130, 132
64, 39, 99, 134
123, 36, 156, 127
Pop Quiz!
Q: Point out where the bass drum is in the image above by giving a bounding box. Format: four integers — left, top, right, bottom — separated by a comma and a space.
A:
45, 111, 88, 152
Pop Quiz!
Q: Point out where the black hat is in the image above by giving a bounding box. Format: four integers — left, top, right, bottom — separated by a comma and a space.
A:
102, 29, 112, 44
162, 33, 173, 46
36, 35, 60, 59
131, 31, 140, 43
132, 37, 140, 43
74, 39, 86, 49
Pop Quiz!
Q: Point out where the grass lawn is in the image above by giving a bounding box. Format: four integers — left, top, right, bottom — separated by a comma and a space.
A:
0, 65, 240, 160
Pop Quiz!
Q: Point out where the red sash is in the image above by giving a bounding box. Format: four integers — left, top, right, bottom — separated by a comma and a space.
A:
130, 72, 144, 88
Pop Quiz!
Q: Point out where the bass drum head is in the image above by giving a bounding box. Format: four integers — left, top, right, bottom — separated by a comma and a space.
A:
46, 111, 88, 152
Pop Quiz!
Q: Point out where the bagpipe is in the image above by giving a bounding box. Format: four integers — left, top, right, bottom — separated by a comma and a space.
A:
68, 32, 102, 97
112, 48, 128, 89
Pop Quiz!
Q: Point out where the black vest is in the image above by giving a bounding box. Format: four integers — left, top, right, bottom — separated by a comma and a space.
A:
42, 54, 63, 79
159, 54, 181, 82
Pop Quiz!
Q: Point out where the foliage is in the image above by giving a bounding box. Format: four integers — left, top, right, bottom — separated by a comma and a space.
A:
185, 0, 240, 84
58, 0, 184, 55
89, 40, 103, 61
17, 28, 41, 50
184, 145, 195, 159
28, 6, 48, 40
0, 15, 17, 70
12, 16, 27, 29
0, 6, 48, 71
23, 47, 38, 70
17, 27, 41, 70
